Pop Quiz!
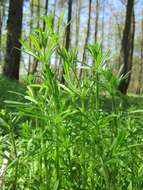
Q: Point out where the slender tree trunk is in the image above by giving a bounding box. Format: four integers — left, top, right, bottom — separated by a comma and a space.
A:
107, 16, 111, 49
79, 0, 92, 80
136, 12, 143, 94
118, 0, 135, 94
54, 0, 60, 74
52, 0, 56, 28
114, 12, 123, 69
61, 0, 73, 84
94, 0, 99, 44
92, 0, 99, 65
30, 0, 40, 74
65, 0, 72, 51
75, 0, 81, 49
101, 0, 105, 49
3, 0, 23, 80
0, 6, 2, 62
37, 0, 40, 29
75, 0, 81, 80
28, 0, 34, 75
43, 0, 49, 30
101, 0, 105, 50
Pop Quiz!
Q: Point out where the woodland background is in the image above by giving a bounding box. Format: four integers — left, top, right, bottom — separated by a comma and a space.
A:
0, 0, 143, 93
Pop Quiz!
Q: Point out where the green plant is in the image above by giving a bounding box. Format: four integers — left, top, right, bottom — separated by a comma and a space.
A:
0, 14, 143, 190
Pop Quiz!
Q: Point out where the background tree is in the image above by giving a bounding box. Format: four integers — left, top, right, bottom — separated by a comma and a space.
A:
0, 0, 7, 63
3, 0, 24, 80
94, 0, 99, 44
61, 0, 73, 83
79, 0, 92, 80
136, 10, 143, 94
101, 0, 105, 49
65, 0, 72, 51
0, 5, 3, 62
28, 0, 34, 75
43, 0, 49, 30
118, 0, 135, 94
75, 0, 81, 49
0, 0, 143, 94
30, 0, 41, 74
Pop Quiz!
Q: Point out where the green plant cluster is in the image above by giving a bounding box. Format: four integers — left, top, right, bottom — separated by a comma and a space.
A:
0, 15, 143, 190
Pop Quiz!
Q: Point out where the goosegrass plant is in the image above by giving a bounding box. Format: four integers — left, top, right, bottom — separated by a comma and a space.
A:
1, 15, 143, 190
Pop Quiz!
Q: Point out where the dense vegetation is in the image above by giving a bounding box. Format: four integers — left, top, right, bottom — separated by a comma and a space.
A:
0, 0, 143, 189
0, 16, 143, 190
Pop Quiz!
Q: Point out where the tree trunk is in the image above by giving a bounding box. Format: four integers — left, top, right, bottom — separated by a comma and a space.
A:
101, 0, 105, 50
43, 0, 49, 30
75, 0, 81, 49
79, 0, 92, 80
54, 0, 60, 74
30, 0, 40, 74
136, 12, 143, 94
0, 6, 2, 62
118, 0, 135, 94
52, 0, 56, 28
94, 0, 99, 44
3, 0, 23, 80
28, 0, 34, 75
61, 0, 73, 84
65, 0, 72, 51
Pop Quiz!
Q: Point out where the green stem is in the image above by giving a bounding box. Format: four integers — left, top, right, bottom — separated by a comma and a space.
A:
9, 126, 18, 190
96, 72, 100, 115
112, 93, 118, 136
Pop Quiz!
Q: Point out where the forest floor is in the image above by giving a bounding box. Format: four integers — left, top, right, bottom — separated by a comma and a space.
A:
0, 76, 25, 109
0, 75, 142, 110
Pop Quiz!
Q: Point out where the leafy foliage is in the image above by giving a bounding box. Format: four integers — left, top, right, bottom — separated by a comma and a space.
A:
0, 15, 143, 190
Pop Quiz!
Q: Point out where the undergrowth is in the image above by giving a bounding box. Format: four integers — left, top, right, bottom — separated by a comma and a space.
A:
0, 76, 25, 109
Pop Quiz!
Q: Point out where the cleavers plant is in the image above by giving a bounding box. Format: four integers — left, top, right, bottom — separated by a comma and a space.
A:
0, 14, 143, 190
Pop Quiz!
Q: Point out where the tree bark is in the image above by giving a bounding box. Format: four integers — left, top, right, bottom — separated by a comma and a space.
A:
136, 11, 143, 94
0, 6, 2, 62
79, 0, 92, 80
43, 0, 49, 30
28, 0, 34, 75
101, 0, 105, 50
75, 0, 81, 49
52, 0, 56, 28
94, 0, 99, 44
30, 0, 40, 74
65, 0, 72, 51
61, 0, 73, 84
3, 0, 23, 80
118, 0, 135, 94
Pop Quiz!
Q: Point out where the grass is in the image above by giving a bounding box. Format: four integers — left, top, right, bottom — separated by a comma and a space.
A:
0, 15, 143, 190
0, 76, 25, 109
